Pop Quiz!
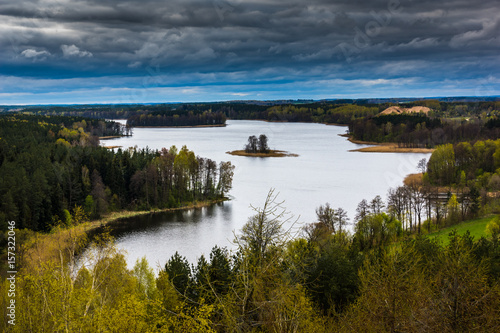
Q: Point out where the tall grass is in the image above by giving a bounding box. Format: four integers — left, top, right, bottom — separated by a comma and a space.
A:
426, 215, 495, 246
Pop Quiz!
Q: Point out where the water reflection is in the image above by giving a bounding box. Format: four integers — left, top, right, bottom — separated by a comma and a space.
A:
99, 120, 431, 266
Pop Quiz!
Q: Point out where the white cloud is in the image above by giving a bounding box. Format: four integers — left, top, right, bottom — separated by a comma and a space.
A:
396, 38, 440, 50
183, 47, 216, 61
181, 88, 202, 94
21, 49, 51, 60
61, 44, 93, 57
184, 47, 217, 61
135, 42, 162, 59
449, 19, 499, 48
127, 61, 142, 68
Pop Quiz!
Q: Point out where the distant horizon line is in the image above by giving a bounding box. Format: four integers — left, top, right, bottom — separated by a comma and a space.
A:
1, 95, 499, 108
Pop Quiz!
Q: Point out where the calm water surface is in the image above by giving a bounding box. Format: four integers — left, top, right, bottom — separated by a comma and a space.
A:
104, 120, 430, 267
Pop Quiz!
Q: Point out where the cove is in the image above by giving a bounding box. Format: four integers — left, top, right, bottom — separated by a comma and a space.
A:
103, 120, 431, 265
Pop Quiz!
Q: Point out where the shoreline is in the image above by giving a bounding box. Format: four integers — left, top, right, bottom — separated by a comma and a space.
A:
99, 135, 124, 140
351, 145, 435, 153
95, 198, 228, 225
324, 122, 349, 127
226, 149, 299, 157
227, 118, 349, 127
132, 124, 226, 128
345, 135, 435, 153
18, 198, 228, 274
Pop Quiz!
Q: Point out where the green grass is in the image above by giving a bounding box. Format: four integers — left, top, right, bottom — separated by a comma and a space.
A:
426, 215, 496, 245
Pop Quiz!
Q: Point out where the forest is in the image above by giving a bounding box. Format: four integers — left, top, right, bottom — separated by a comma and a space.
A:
226, 103, 380, 124
426, 140, 500, 186
349, 113, 500, 148
346, 100, 500, 148
7, 100, 500, 128
126, 110, 226, 127
2, 190, 499, 332
14, 104, 177, 119
14, 102, 379, 125
2, 102, 500, 331
372, 138, 500, 236
0, 115, 234, 232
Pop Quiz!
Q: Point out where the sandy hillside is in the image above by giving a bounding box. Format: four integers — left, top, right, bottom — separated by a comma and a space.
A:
380, 105, 431, 115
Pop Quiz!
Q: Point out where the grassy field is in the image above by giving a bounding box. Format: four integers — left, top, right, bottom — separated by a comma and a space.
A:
427, 215, 496, 245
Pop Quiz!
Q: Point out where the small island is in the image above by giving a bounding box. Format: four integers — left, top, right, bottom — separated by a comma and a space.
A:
227, 134, 298, 157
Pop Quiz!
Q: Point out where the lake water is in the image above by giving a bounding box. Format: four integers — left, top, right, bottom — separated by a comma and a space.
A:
103, 120, 431, 267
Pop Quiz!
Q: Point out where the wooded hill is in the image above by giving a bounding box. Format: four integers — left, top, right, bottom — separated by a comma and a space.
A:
126, 110, 226, 127
3, 190, 499, 332
0, 115, 234, 232
350, 112, 500, 148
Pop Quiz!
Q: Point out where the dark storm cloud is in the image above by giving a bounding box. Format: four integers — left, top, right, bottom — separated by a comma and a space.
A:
0, 0, 498, 103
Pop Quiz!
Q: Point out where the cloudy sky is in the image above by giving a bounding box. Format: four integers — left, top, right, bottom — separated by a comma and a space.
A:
1, 0, 499, 104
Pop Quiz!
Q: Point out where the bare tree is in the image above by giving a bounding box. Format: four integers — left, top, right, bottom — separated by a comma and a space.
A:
335, 207, 349, 233
238, 189, 296, 266
417, 158, 427, 174
387, 187, 405, 223
408, 185, 425, 234
355, 199, 370, 222
370, 195, 385, 215
316, 202, 336, 232
402, 186, 413, 231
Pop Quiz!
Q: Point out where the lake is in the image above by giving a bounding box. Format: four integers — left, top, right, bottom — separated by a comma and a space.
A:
103, 120, 431, 267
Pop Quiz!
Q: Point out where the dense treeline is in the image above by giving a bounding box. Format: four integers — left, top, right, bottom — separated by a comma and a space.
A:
10, 100, 500, 130
220, 103, 380, 124
365, 139, 500, 238
17, 104, 177, 119
13, 99, 500, 118
386, 183, 480, 234
425, 100, 500, 117
422, 140, 500, 225
264, 104, 379, 124
350, 113, 500, 147
127, 110, 226, 127
383, 139, 500, 236
136, 101, 381, 124
12, 101, 384, 125
0, 115, 233, 231
126, 103, 379, 126
1, 114, 127, 138
6, 100, 499, 135
426, 140, 500, 187
4, 191, 500, 332
371, 99, 500, 118
391, 99, 500, 117
129, 146, 234, 209
348, 100, 500, 147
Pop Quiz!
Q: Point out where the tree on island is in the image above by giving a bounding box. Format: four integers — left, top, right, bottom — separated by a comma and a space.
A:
245, 134, 270, 153
258, 134, 269, 153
